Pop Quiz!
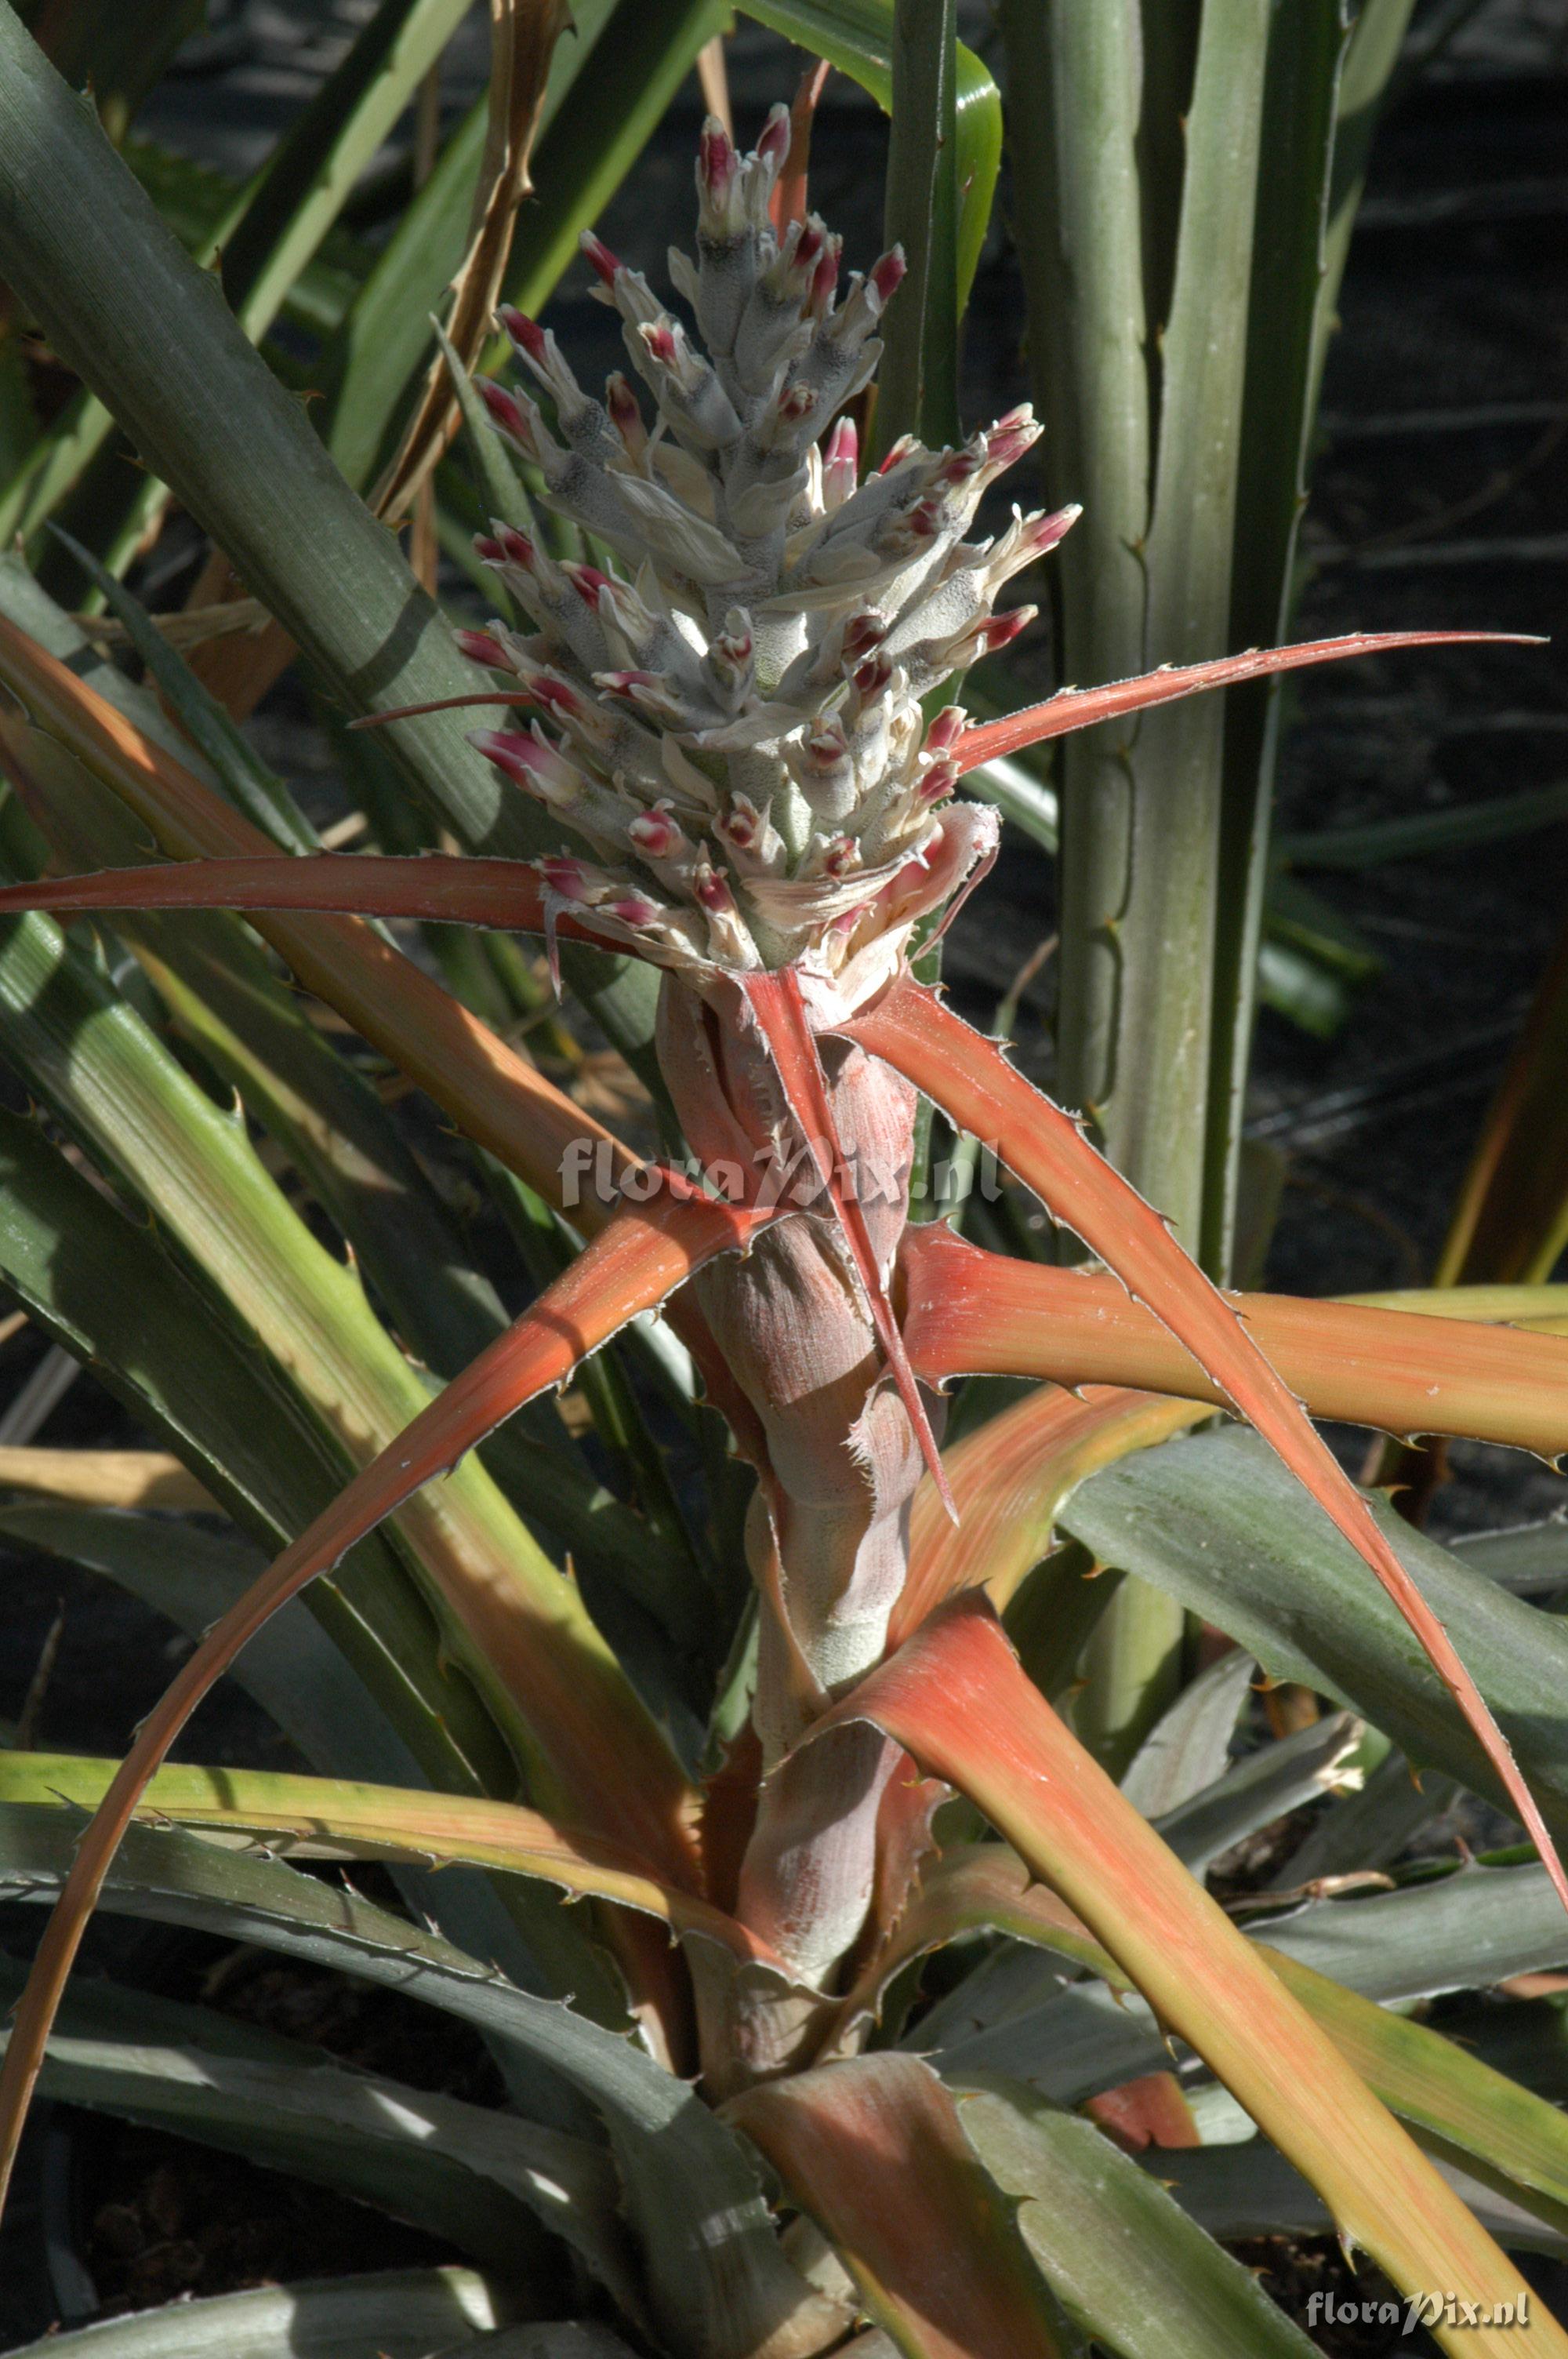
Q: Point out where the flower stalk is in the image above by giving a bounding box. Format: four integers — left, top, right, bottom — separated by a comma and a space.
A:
0, 102, 1559, 2352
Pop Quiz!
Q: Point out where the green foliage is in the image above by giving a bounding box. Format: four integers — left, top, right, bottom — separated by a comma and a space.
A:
0, 4, 1559, 2355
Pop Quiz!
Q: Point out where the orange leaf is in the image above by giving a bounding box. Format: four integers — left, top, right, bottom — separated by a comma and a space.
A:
902, 1224, 1568, 1458
898, 1382, 1199, 1643
0, 616, 635, 1227
1085, 2071, 1200, 2154
768, 60, 831, 231
953, 631, 1540, 773
1439, 914, 1568, 1289
842, 978, 1568, 1920
0, 850, 554, 931
728, 2052, 1065, 2357
818, 1597, 1568, 2349
0, 1183, 768, 2223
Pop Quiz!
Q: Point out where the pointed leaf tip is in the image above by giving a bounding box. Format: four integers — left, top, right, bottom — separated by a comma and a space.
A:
955, 631, 1545, 772
843, 977, 1568, 1923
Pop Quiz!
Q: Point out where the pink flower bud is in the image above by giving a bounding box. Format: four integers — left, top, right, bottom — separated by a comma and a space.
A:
640, 318, 680, 369
470, 727, 540, 784
499, 306, 548, 366
840, 612, 885, 663
613, 892, 661, 927
822, 837, 858, 878
579, 231, 622, 286
919, 761, 958, 805
470, 725, 582, 808
877, 435, 916, 478
1021, 502, 1082, 556
530, 675, 583, 719
562, 562, 614, 611
539, 856, 588, 900
924, 707, 967, 754
695, 866, 736, 914
823, 414, 858, 471
455, 629, 507, 670
870, 249, 906, 307
977, 605, 1035, 652
809, 238, 840, 317
699, 121, 735, 204
629, 807, 683, 860
606, 372, 646, 455
720, 796, 758, 849
853, 651, 893, 701
497, 525, 535, 569
985, 405, 1041, 471
757, 104, 791, 170
711, 623, 753, 673
476, 378, 532, 446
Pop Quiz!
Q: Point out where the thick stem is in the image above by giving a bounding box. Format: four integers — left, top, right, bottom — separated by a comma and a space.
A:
657, 978, 933, 2000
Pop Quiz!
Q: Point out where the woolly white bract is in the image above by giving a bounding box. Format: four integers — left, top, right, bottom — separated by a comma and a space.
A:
466, 106, 1075, 1012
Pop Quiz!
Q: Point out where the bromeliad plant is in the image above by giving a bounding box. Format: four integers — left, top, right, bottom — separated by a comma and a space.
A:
2, 43, 1568, 2359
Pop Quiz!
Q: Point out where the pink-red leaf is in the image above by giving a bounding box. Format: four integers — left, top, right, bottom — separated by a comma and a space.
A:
898, 1380, 1200, 1645
728, 2052, 1065, 2358
818, 1596, 1568, 2350
842, 979, 1568, 1918
952, 631, 1540, 773
0, 851, 555, 935
0, 1184, 768, 2222
902, 1224, 1568, 1457
0, 617, 637, 1226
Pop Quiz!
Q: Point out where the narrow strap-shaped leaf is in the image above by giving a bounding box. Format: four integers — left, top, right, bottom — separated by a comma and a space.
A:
1, 1955, 566, 2281
1058, 1424, 1568, 1866
1265, 1950, 1568, 2241
0, 1813, 838, 2359
0, 613, 636, 1222
898, 1383, 1198, 1645
0, 2268, 517, 2359
851, 1840, 1568, 2246
728, 2052, 1065, 2357
903, 1277, 1568, 1641
0, 1749, 793, 1981
951, 631, 1539, 773
739, 967, 953, 1512
373, 0, 575, 522
902, 1225, 1568, 1457
0, 1183, 767, 2220
0, 849, 558, 932
815, 1597, 1568, 2355
954, 2077, 1320, 2359
841, 976, 1568, 1917
1439, 914, 1568, 1289
0, 1445, 216, 1510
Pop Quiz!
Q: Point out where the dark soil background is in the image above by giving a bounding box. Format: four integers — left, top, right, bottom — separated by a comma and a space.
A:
0, 0, 1565, 2346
